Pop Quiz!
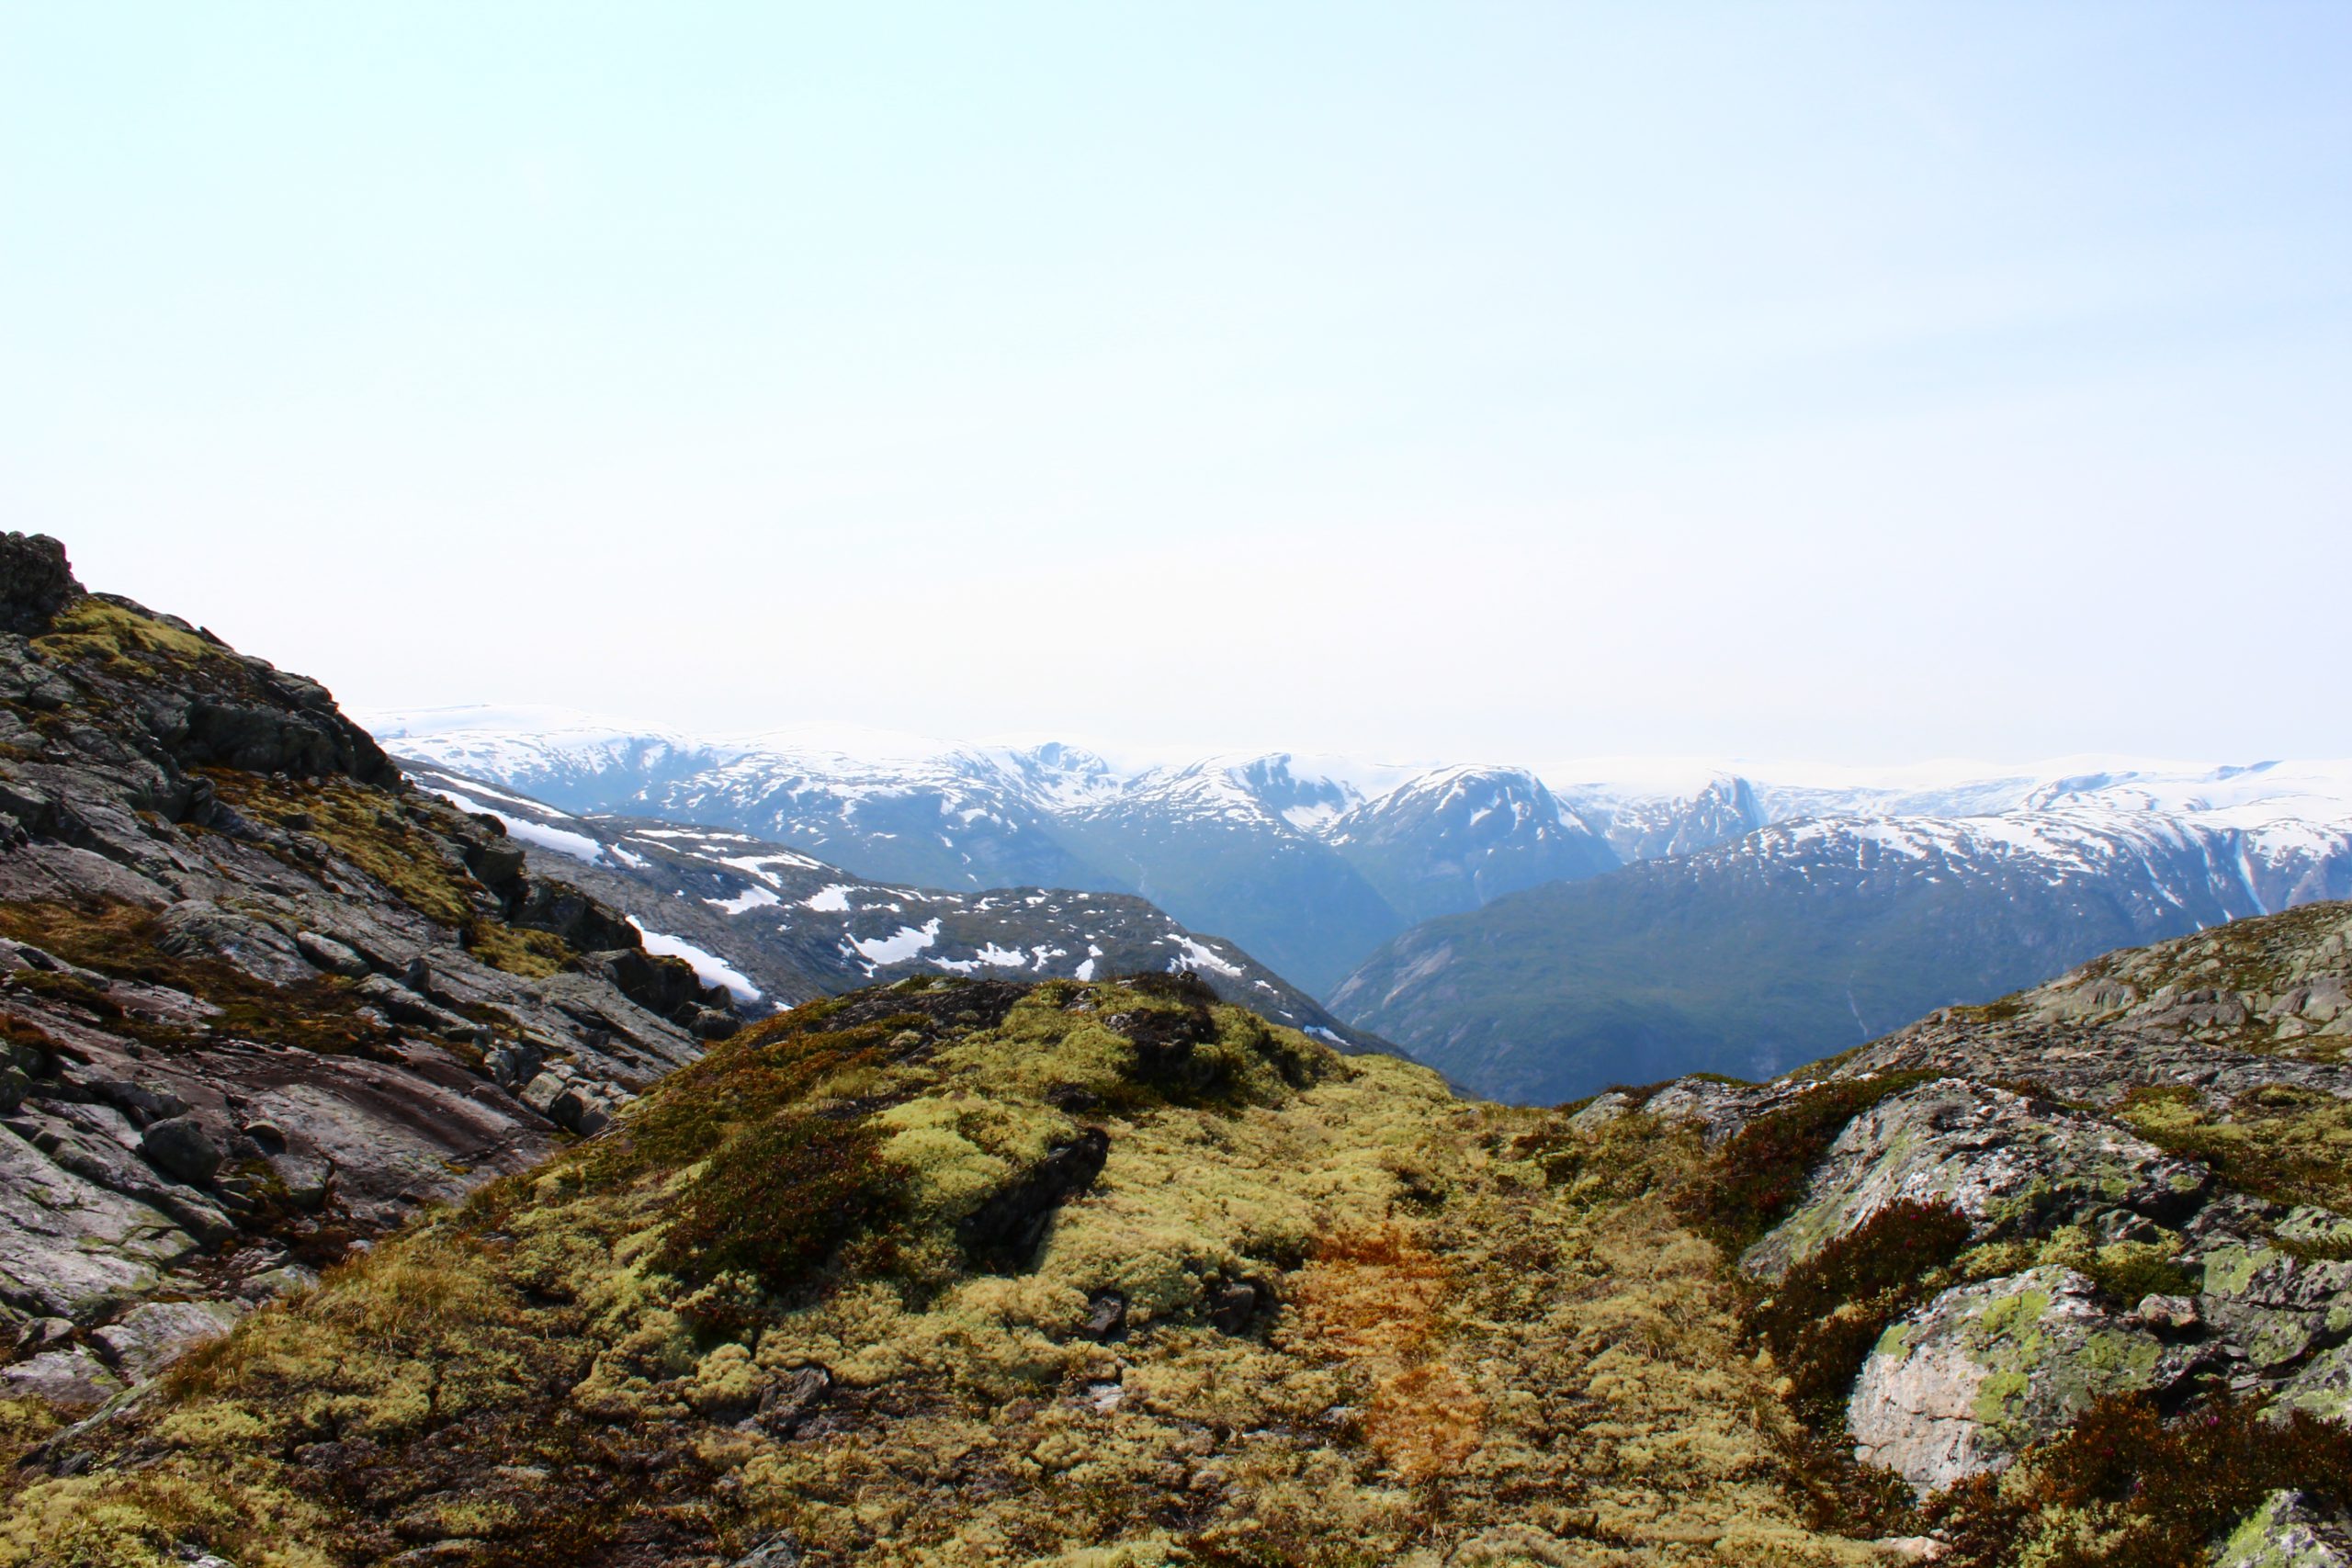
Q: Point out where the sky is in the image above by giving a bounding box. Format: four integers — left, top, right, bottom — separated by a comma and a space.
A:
4, 4, 2348, 766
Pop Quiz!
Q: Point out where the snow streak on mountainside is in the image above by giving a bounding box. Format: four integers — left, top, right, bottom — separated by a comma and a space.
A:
368, 708, 2352, 1026
1332, 797, 2352, 1104
400, 761, 1379, 1047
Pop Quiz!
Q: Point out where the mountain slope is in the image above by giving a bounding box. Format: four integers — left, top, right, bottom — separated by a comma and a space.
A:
1322, 764, 1618, 927
0, 534, 737, 1415
401, 761, 1380, 1046
1333, 806, 2351, 1104
1046, 756, 1408, 995
15, 895, 2352, 1564
0, 973, 1881, 1565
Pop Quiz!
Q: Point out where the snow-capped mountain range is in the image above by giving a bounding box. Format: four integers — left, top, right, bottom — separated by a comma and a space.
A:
401, 761, 1375, 1047
366, 706, 2352, 1025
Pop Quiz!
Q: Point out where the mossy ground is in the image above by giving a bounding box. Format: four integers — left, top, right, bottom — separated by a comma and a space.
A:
2117, 1083, 2352, 1221
0, 978, 1890, 1567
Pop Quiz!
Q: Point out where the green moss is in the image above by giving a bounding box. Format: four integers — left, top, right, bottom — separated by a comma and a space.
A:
29, 598, 220, 672
2117, 1082, 2352, 1218
209, 771, 480, 930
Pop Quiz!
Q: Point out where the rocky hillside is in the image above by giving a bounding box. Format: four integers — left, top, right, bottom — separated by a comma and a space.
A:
8, 882, 2351, 1562
371, 716, 1648, 996
6, 538, 2350, 1566
399, 761, 1381, 1048
1332, 804, 2348, 1103
0, 534, 738, 1421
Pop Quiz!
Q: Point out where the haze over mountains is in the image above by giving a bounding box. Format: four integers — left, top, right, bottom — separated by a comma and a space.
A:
372, 706, 2352, 1100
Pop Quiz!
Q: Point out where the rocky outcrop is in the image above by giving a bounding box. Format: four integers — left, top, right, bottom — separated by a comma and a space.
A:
1744, 1078, 2210, 1278
1849, 1267, 2199, 1492
0, 534, 732, 1397
0, 534, 82, 636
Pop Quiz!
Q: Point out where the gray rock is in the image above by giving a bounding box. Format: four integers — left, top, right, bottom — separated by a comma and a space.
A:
0, 1128, 196, 1317
752, 1365, 832, 1438
141, 1116, 223, 1185
1745, 1078, 2209, 1278
152, 900, 311, 985
729, 1537, 801, 1568
484, 1042, 545, 1091
2278, 1337, 2352, 1427
1563, 1091, 1633, 1134
1849, 1267, 2195, 1494
90, 1298, 243, 1382
235, 1263, 319, 1303
0, 1345, 122, 1412
0, 532, 83, 634
2213, 1489, 2352, 1567
293, 930, 371, 977
2195, 1239, 2352, 1377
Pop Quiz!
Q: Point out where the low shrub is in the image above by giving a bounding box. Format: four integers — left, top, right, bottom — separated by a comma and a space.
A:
1750, 1200, 1974, 1420
1681, 1071, 1937, 1252
1926, 1392, 2352, 1567
651, 1111, 902, 1299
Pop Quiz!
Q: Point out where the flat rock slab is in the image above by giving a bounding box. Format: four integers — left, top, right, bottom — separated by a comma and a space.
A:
0, 1124, 195, 1318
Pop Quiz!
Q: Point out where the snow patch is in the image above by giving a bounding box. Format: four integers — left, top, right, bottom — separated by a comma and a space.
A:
707, 886, 782, 915
849, 920, 942, 966
625, 918, 762, 1003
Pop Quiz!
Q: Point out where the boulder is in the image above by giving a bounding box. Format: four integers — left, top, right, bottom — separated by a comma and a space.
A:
0, 533, 83, 634
140, 1115, 223, 1185
1564, 1091, 1633, 1134
1849, 1267, 2197, 1494
1746, 1079, 2210, 1278
0, 1346, 121, 1412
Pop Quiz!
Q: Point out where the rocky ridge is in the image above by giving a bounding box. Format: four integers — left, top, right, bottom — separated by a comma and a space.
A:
1564, 899, 2352, 1557
397, 760, 1380, 1048
0, 534, 737, 1419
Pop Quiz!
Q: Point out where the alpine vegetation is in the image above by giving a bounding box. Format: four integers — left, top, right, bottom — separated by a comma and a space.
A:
5, 533, 2351, 1565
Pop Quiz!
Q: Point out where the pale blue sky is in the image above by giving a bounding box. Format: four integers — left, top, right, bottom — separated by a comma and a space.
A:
5, 5, 2347, 762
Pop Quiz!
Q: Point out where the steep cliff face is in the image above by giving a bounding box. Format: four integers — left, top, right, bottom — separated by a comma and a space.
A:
0, 534, 734, 1413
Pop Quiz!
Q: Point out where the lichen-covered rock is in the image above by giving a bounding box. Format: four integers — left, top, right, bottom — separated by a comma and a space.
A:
1746, 1078, 2210, 1278
0, 1129, 195, 1318
1849, 1266, 2194, 1492
2196, 1239, 2352, 1377
2279, 1338, 2352, 1427
2213, 1489, 2352, 1567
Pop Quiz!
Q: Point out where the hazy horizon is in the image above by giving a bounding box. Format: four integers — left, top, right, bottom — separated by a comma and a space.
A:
8, 5, 2348, 762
